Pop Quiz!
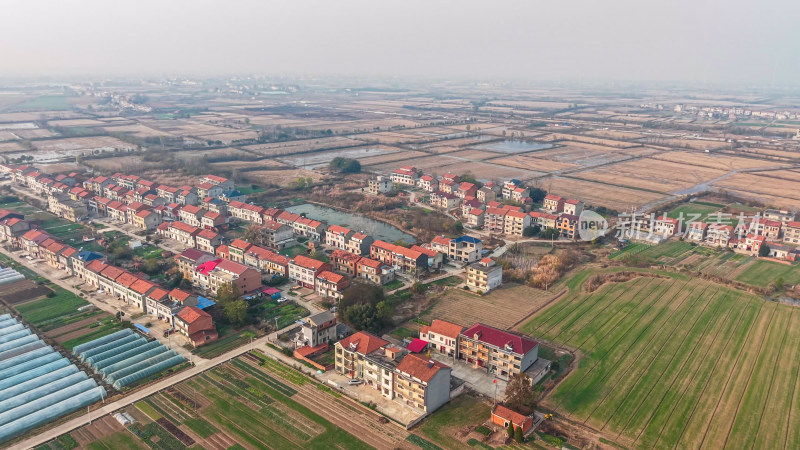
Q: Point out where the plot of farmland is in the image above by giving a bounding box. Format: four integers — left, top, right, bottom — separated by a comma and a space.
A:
529, 144, 654, 168
712, 172, 800, 208
521, 274, 800, 449
575, 158, 727, 193
419, 283, 557, 330
280, 145, 403, 169
651, 151, 785, 171
241, 136, 360, 157
542, 177, 667, 211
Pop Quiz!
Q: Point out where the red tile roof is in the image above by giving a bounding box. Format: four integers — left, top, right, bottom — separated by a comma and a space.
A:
169, 288, 191, 302
338, 331, 388, 355
291, 254, 328, 271
421, 319, 464, 339
177, 305, 210, 324
493, 405, 528, 426
396, 353, 449, 382
317, 270, 346, 284
461, 323, 538, 355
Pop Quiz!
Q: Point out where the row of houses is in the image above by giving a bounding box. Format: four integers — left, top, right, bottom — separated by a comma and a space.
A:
0, 211, 219, 347
625, 210, 800, 259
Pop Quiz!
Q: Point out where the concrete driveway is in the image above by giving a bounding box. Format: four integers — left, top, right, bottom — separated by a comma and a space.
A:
430, 352, 507, 399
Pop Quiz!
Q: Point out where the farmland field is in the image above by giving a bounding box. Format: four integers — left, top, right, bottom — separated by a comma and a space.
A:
419, 283, 557, 330
522, 274, 800, 449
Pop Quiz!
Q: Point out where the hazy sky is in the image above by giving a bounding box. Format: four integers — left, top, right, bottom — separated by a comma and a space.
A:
1, 0, 798, 85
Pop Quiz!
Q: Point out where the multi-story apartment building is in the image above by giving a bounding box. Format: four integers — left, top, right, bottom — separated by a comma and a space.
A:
316, 270, 350, 301
288, 255, 331, 289
542, 194, 564, 213
556, 213, 578, 239
393, 353, 451, 413
466, 257, 503, 293
334, 332, 451, 413
195, 229, 222, 253
458, 323, 539, 380
465, 208, 485, 228
503, 210, 531, 236
485, 208, 508, 233
356, 257, 395, 285
784, 221, 800, 245
293, 217, 326, 242
420, 319, 464, 357
390, 166, 418, 186
366, 176, 393, 195
47, 194, 89, 222
193, 258, 261, 294
299, 311, 337, 348
417, 175, 437, 192
345, 232, 374, 255
331, 249, 361, 276
563, 199, 584, 216
132, 209, 162, 231
325, 225, 354, 249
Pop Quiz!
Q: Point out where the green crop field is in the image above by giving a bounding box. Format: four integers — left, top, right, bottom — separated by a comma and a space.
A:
522, 274, 800, 449
734, 259, 800, 287
667, 203, 720, 222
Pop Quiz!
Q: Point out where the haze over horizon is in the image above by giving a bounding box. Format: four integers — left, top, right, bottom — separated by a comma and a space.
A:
1, 0, 799, 86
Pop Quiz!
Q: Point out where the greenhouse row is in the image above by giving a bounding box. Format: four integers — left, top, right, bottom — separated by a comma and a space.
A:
0, 316, 105, 444
75, 329, 186, 390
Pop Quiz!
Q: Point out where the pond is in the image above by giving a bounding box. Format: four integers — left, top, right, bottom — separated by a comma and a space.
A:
472, 140, 553, 154
285, 203, 415, 244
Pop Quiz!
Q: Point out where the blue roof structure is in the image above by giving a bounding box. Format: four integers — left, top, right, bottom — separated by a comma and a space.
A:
134, 324, 150, 335
452, 235, 481, 244
222, 190, 242, 198
196, 296, 216, 310
75, 251, 104, 262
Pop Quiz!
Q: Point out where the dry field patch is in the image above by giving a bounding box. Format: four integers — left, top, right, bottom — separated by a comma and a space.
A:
48, 118, 106, 127
532, 145, 655, 168
241, 168, 324, 186
713, 173, 800, 207
357, 149, 429, 166
492, 155, 580, 173
583, 130, 647, 140
15, 129, 57, 139
651, 151, 784, 170
653, 138, 730, 150
420, 283, 556, 330
102, 123, 173, 138
193, 130, 260, 143
280, 145, 402, 169
242, 136, 359, 157
32, 136, 135, 152
544, 177, 666, 210
547, 132, 638, 148
351, 131, 427, 144
576, 158, 726, 193
0, 141, 26, 152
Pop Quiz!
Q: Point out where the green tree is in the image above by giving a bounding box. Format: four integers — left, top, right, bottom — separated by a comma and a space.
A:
506, 422, 514, 439
514, 425, 523, 443
216, 282, 241, 304
410, 282, 425, 295
774, 277, 785, 291
142, 258, 161, 275
759, 243, 771, 257
223, 299, 248, 326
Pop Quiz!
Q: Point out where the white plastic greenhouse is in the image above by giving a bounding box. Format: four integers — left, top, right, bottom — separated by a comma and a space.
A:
0, 317, 104, 444
76, 331, 185, 389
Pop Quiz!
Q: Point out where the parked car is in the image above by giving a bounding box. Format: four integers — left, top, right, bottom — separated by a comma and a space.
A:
348, 379, 363, 385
